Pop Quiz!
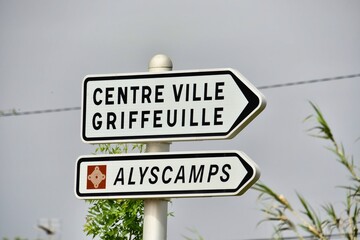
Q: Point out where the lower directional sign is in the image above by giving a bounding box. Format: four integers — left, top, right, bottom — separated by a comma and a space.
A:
75, 151, 260, 199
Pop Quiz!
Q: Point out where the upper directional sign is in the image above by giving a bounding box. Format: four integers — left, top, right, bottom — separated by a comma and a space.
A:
81, 68, 266, 143
75, 151, 260, 199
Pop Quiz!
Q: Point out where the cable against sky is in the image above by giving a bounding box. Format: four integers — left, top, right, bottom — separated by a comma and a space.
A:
0, 73, 359, 117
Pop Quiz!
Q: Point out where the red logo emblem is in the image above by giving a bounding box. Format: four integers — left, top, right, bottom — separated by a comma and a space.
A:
87, 165, 106, 189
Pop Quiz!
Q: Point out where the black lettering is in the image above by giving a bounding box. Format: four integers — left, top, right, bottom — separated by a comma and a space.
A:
128, 167, 135, 185
207, 164, 219, 182
92, 112, 102, 130
141, 111, 150, 128
181, 109, 186, 127
149, 166, 159, 184
167, 109, 177, 127
220, 164, 231, 182
153, 110, 162, 128
113, 168, 124, 185
185, 84, 190, 101
162, 166, 173, 184
174, 166, 185, 184
214, 107, 223, 125
107, 112, 116, 129
193, 84, 201, 101
189, 165, 204, 183
129, 111, 138, 129
155, 85, 164, 103
201, 108, 210, 126
93, 88, 103, 105
172, 84, 183, 102
204, 83, 212, 100
120, 111, 125, 129
142, 86, 152, 103
215, 82, 225, 100
189, 109, 198, 126
105, 87, 114, 105
117, 87, 127, 104
130, 86, 140, 103
139, 167, 149, 184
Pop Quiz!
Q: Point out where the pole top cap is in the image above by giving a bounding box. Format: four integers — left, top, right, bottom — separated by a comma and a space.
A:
148, 54, 173, 72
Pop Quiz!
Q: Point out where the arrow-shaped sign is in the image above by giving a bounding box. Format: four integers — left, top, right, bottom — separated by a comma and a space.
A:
81, 68, 266, 143
75, 151, 260, 199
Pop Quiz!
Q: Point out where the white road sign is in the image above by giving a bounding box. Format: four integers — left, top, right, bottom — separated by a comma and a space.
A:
81, 68, 266, 143
75, 151, 260, 199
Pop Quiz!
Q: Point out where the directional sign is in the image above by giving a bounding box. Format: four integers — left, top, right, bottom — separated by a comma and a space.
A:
75, 151, 260, 199
81, 68, 266, 143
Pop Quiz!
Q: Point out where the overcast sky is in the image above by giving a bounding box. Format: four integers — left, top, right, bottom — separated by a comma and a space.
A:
1, 1, 359, 240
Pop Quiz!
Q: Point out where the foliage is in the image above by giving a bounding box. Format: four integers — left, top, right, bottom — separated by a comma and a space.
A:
84, 144, 145, 240
0, 109, 18, 117
182, 228, 205, 240
253, 102, 360, 239
2, 238, 28, 240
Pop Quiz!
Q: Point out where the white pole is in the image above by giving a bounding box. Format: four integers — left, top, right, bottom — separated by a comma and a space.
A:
143, 54, 173, 240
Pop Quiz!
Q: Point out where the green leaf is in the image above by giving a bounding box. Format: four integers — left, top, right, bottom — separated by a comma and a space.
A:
85, 143, 145, 240
253, 182, 292, 210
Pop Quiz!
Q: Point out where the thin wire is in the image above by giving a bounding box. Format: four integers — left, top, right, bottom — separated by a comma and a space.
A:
0, 106, 81, 117
0, 73, 359, 117
257, 73, 360, 89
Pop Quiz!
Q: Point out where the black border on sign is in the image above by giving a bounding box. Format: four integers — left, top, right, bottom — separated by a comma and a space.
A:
75, 152, 255, 198
81, 69, 262, 142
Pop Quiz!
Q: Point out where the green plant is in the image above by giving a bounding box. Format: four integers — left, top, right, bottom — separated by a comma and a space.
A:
254, 102, 360, 239
84, 144, 145, 240
2, 238, 28, 240
182, 228, 205, 240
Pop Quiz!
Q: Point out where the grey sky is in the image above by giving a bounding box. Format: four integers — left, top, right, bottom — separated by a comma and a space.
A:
1, 1, 359, 240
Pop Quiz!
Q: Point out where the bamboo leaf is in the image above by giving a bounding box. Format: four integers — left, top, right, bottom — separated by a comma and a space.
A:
253, 183, 292, 210
297, 193, 316, 225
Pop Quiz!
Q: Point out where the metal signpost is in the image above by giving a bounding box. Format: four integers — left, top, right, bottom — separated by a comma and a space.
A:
76, 54, 266, 240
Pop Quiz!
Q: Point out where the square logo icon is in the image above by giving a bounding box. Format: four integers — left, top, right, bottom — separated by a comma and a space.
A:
87, 165, 106, 189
